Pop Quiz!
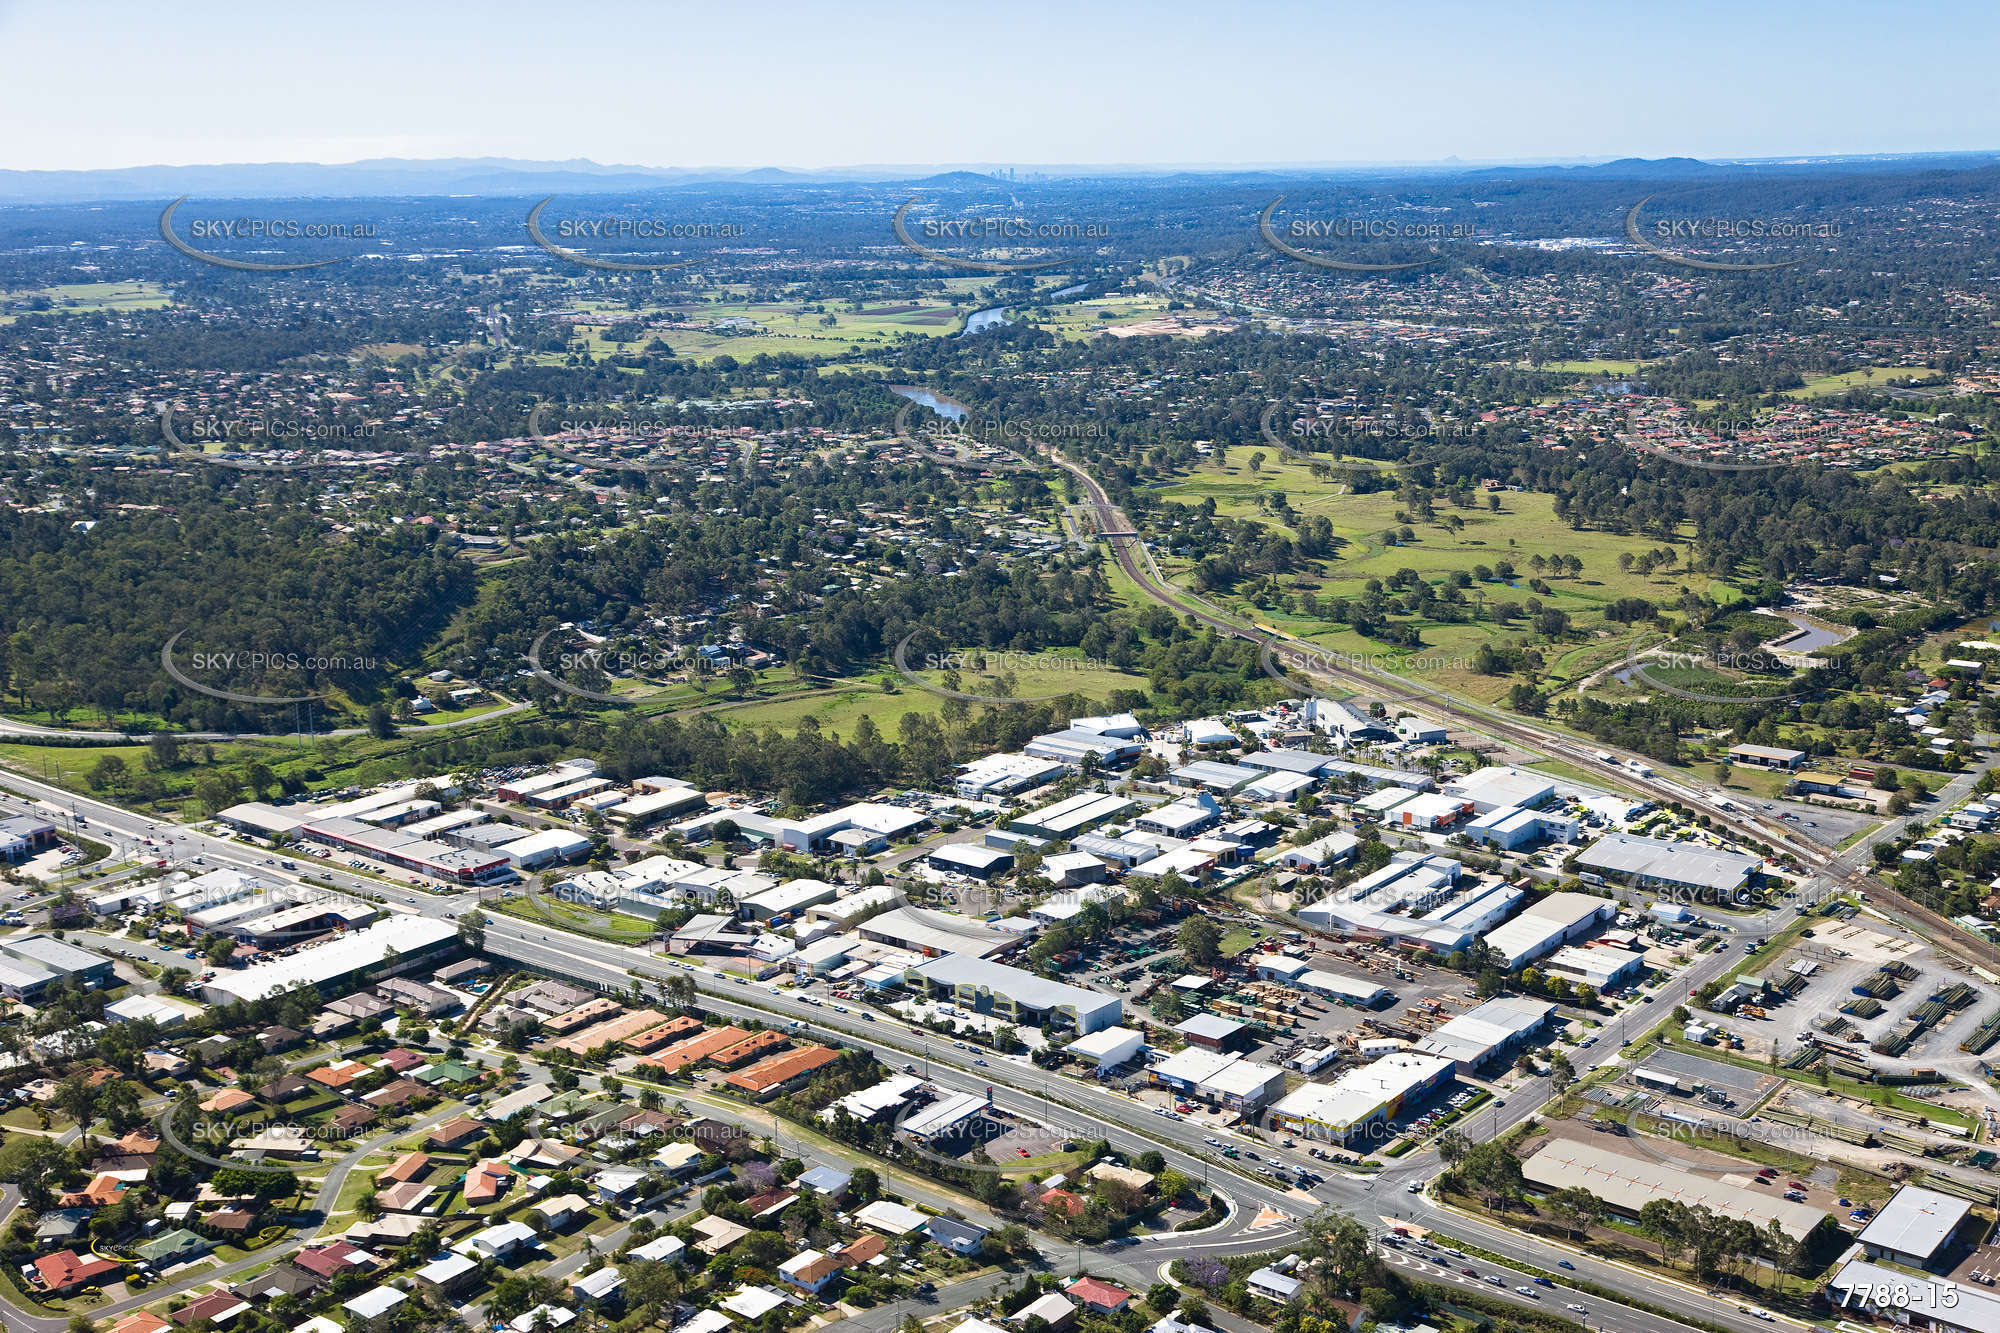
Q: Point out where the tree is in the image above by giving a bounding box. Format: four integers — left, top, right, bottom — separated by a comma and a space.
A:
1147, 1284, 1179, 1314
1544, 1186, 1601, 1240
1178, 916, 1223, 966
366, 703, 397, 738
0, 1136, 71, 1209
1548, 1051, 1574, 1094
458, 909, 487, 952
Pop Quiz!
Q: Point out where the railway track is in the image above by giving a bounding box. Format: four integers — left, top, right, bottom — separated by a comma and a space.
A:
1035, 441, 2000, 976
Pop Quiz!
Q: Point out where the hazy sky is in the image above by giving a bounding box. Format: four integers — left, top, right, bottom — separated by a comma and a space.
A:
4, 0, 1995, 172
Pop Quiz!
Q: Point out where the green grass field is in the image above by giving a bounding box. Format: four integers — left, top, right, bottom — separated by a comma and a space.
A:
1525, 358, 1651, 375
1154, 453, 1732, 705
0, 281, 172, 324
1785, 366, 1941, 398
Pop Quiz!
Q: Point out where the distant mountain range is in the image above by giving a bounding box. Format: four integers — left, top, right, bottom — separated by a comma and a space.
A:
1, 152, 1995, 205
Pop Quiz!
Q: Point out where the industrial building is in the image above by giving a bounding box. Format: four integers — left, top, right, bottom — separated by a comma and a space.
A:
1726, 744, 1806, 770
1022, 728, 1144, 768
1064, 1026, 1145, 1070
738, 878, 840, 923
1007, 791, 1139, 841
1444, 766, 1557, 813
1268, 1051, 1456, 1143
1357, 789, 1474, 831
927, 844, 1014, 880
1147, 1047, 1287, 1113
1480, 891, 1616, 969
299, 817, 512, 884
504, 828, 592, 870
1542, 943, 1645, 991
1464, 805, 1579, 850
1297, 854, 1522, 954
1169, 761, 1265, 794
905, 954, 1122, 1034
857, 907, 1015, 959
1133, 793, 1223, 838
1829, 1259, 1998, 1333
1278, 832, 1360, 873
1414, 996, 1555, 1072
0, 934, 114, 1000
954, 753, 1068, 799
0, 815, 58, 863
199, 917, 459, 1006
1521, 1140, 1829, 1242
1858, 1185, 1973, 1269
1574, 833, 1759, 900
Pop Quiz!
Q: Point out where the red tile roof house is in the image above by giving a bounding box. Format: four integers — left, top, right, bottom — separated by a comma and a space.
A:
110, 1314, 172, 1333
427, 1115, 486, 1150
171, 1292, 250, 1326
1038, 1188, 1086, 1219
464, 1159, 515, 1206
293, 1240, 377, 1279
1063, 1278, 1132, 1314
34, 1249, 123, 1295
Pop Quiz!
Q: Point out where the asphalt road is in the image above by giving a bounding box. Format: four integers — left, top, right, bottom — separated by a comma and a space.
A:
0, 774, 1806, 1333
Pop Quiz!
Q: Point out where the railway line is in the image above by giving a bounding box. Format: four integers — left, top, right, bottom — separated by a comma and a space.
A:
1034, 441, 2000, 977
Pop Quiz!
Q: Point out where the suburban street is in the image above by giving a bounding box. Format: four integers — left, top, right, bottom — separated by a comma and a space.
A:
0, 762, 1855, 1333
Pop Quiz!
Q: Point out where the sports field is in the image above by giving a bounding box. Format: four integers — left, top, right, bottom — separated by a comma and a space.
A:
0, 281, 172, 323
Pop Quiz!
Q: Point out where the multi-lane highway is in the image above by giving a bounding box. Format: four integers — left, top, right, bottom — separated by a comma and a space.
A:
0, 764, 1816, 1333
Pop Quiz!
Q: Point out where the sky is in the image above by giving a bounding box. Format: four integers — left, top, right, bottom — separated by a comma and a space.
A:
3, 0, 1996, 173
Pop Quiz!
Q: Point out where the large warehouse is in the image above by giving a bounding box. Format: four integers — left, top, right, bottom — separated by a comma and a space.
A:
1522, 1140, 1829, 1242
1415, 996, 1555, 1072
1268, 1051, 1455, 1143
905, 954, 1122, 1035
1574, 833, 1759, 900
1857, 1185, 1973, 1270
199, 916, 459, 1005
1298, 854, 1523, 954
1480, 891, 1616, 969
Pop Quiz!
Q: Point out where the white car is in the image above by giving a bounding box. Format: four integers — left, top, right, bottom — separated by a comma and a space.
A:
1516, 1287, 1537, 1298
1566, 1305, 1587, 1315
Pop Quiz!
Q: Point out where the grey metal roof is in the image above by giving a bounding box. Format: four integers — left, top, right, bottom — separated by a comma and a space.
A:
1858, 1185, 1971, 1260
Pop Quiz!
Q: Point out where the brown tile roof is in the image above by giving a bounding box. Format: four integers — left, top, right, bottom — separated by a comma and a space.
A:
708, 1030, 789, 1069
378, 1152, 431, 1184
550, 1007, 670, 1056
636, 1024, 748, 1075
624, 1014, 706, 1052
426, 1115, 484, 1148
722, 1044, 837, 1093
